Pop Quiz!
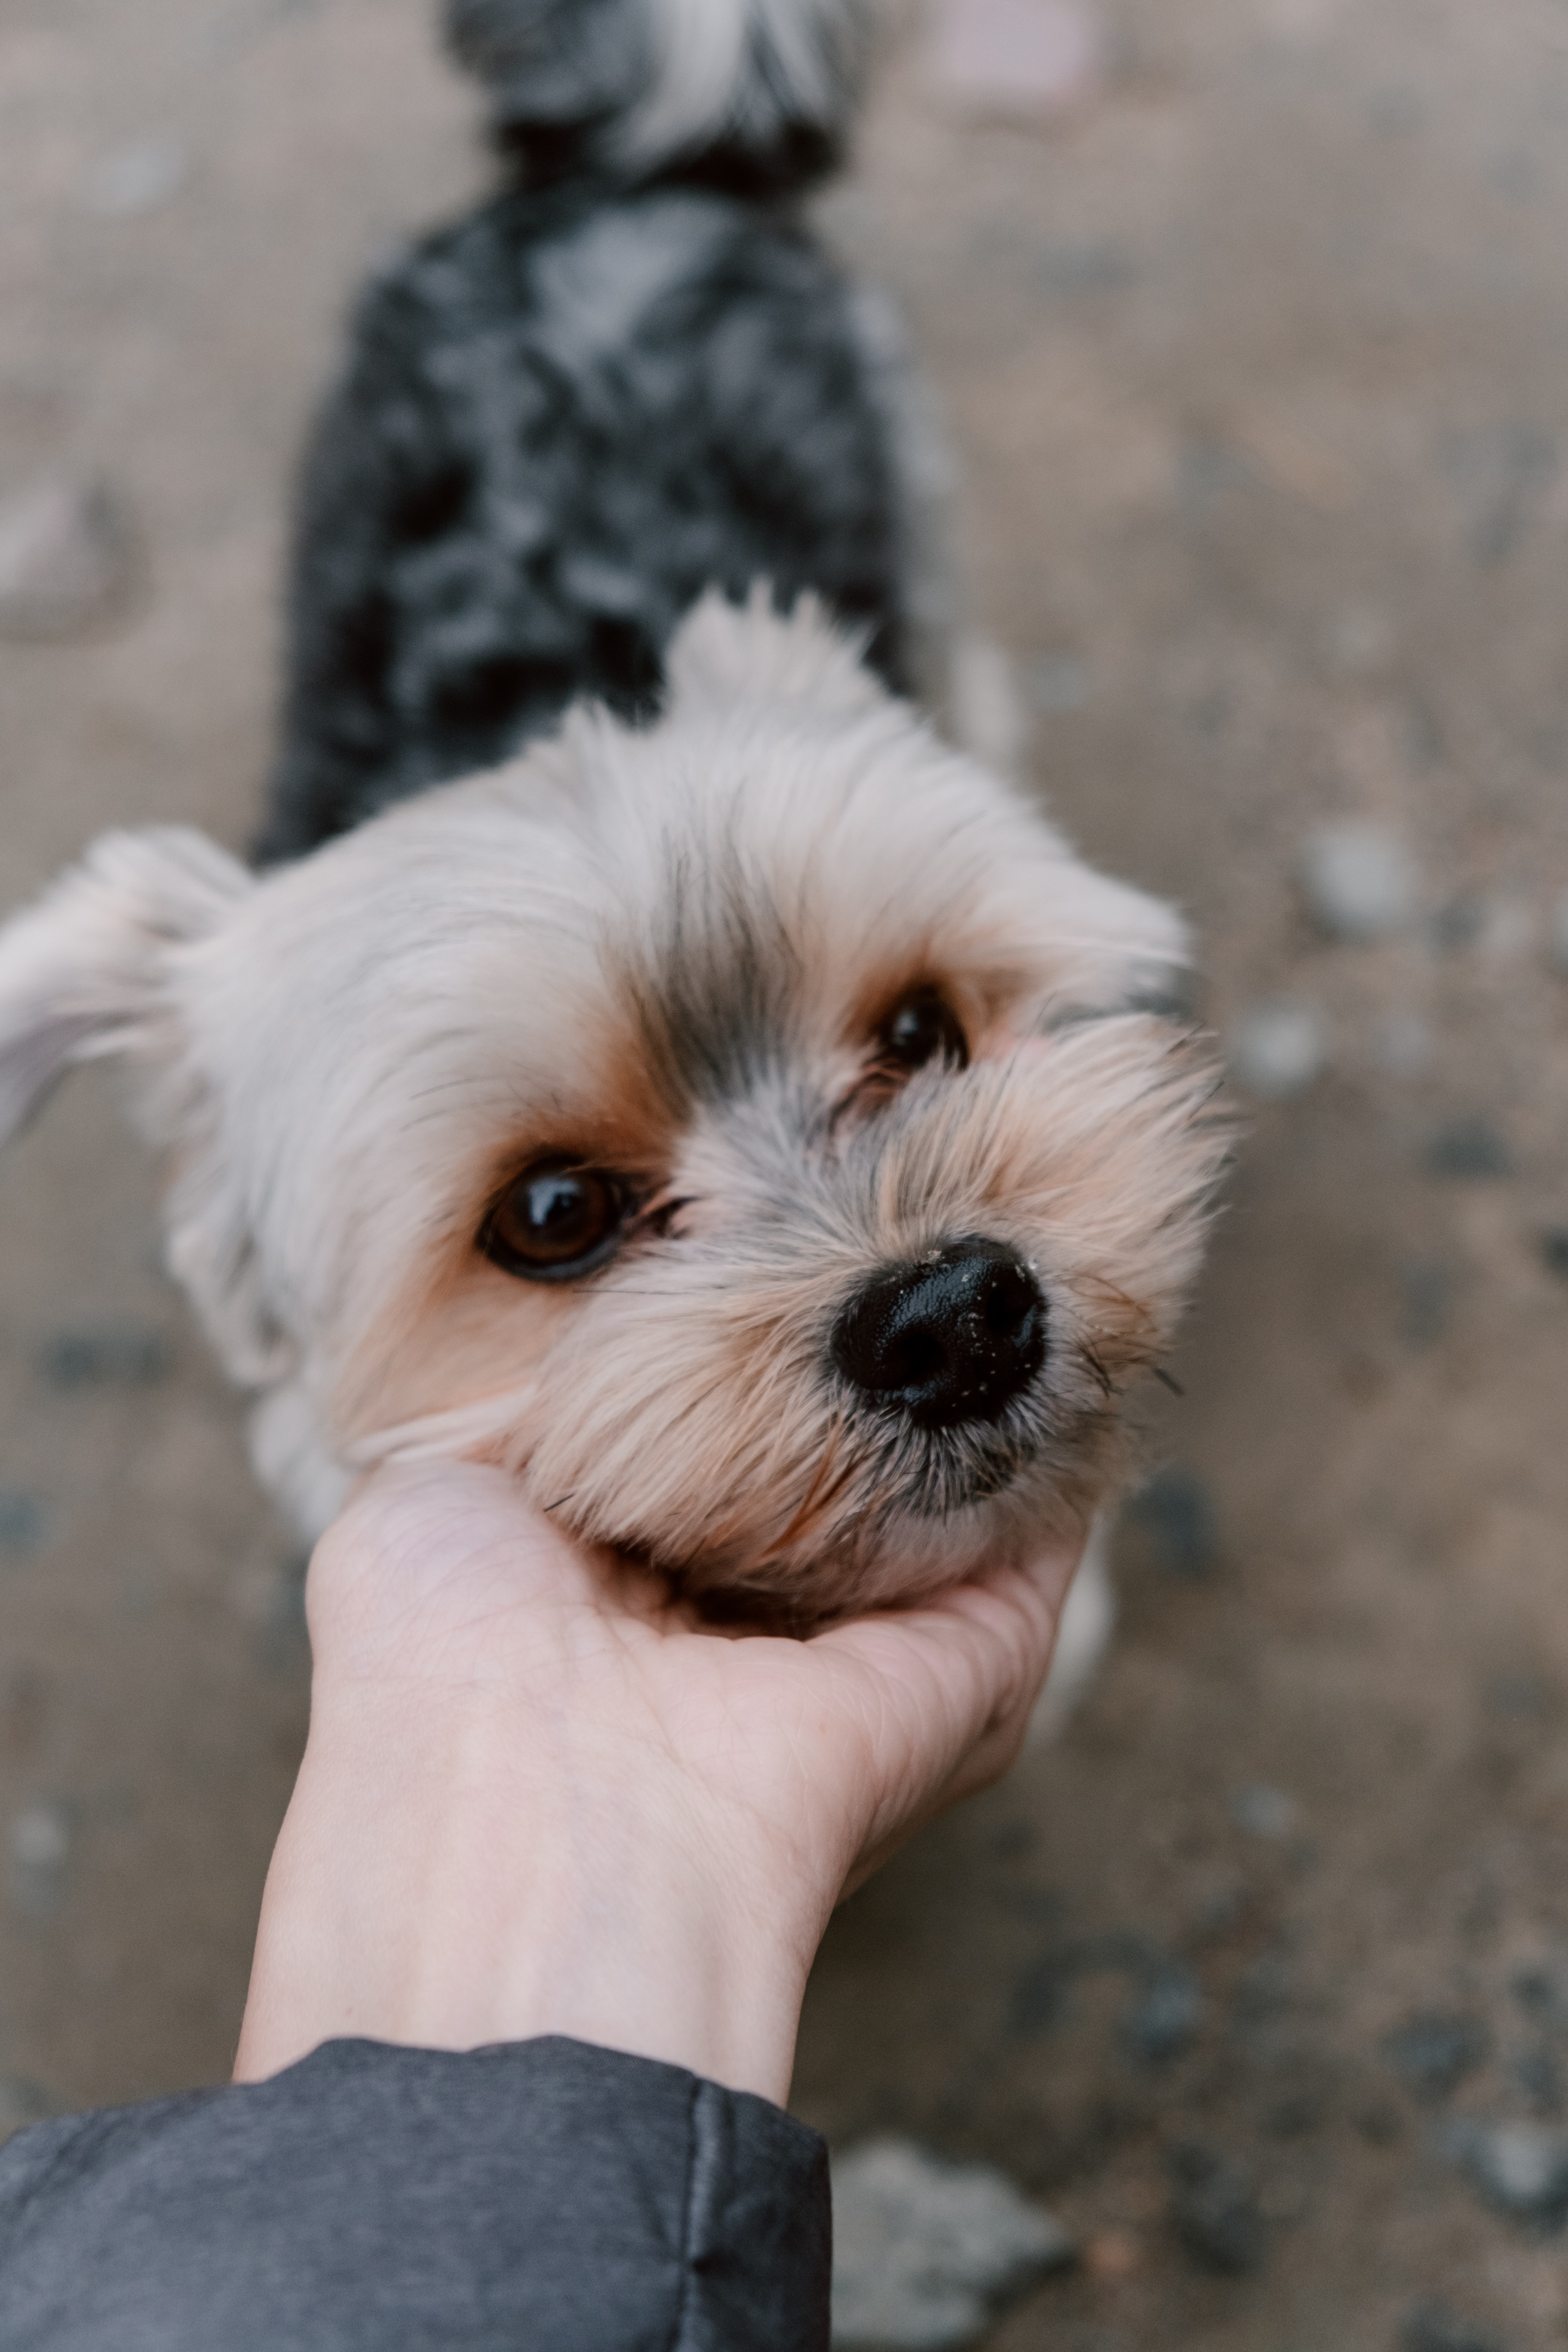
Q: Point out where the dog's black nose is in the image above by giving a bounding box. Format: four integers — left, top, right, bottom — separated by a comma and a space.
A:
831, 1239, 1046, 1431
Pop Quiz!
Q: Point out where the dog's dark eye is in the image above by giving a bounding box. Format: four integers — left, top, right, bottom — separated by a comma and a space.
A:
878, 988, 969, 1075
480, 1160, 630, 1283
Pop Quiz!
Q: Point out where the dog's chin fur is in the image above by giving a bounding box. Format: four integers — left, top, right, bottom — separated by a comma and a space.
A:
0, 593, 1227, 1615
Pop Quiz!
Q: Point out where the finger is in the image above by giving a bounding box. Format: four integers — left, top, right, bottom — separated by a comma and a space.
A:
817, 1553, 1066, 1741
307, 1458, 620, 1664
810, 1542, 1084, 1878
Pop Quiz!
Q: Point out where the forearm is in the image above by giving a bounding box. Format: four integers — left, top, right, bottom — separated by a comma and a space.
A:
235, 1671, 824, 2105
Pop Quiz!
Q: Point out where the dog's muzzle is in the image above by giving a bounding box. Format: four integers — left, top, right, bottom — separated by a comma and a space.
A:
830, 1237, 1047, 1431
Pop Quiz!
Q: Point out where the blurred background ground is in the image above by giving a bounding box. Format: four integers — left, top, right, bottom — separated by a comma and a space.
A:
1, 0, 1567, 2344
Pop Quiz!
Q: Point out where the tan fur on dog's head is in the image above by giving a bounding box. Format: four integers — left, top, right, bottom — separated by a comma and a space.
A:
0, 594, 1226, 1613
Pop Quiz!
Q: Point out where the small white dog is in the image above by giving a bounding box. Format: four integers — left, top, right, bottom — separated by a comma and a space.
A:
0, 593, 1223, 1631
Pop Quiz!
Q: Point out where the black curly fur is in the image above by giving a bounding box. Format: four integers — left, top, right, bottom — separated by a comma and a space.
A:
258, 2, 905, 861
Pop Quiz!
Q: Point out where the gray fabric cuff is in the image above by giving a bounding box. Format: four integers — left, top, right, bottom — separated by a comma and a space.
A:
0, 2034, 830, 2352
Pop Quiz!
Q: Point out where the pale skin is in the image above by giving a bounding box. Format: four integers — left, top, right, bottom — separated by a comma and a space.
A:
235, 1459, 1082, 2107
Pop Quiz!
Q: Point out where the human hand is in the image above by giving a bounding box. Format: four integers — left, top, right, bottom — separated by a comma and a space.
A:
235, 1460, 1080, 2105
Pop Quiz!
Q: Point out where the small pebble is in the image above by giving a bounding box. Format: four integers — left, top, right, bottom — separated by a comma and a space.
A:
1326, 603, 1394, 674
1383, 2012, 1488, 2101
1131, 1467, 1218, 1578
1167, 2142, 1266, 2275
1423, 1115, 1516, 1181
1230, 1784, 1296, 1839
0, 479, 132, 640
1487, 1672, 1552, 1723
1300, 821, 1418, 940
1402, 2301, 1508, 2352
86, 136, 188, 218
1513, 2044, 1563, 2117
1230, 998, 1325, 1099
37, 1325, 172, 1390
1447, 2118, 1568, 2222
831, 2137, 1074, 2350
0, 1492, 46, 1556
1511, 1960, 1568, 2034
923, 0, 1106, 121
1542, 1230, 1568, 1283
9, 1801, 70, 1919
1120, 1962, 1204, 2064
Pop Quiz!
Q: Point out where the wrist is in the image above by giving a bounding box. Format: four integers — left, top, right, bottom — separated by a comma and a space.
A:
236, 1666, 822, 2106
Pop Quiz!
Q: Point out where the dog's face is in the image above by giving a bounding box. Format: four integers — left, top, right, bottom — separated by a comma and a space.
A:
0, 598, 1224, 1614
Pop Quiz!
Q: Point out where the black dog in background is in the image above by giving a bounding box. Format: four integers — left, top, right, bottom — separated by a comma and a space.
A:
260, 0, 914, 859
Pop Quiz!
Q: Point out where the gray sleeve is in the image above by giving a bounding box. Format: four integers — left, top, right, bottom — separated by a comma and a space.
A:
0, 2035, 831, 2352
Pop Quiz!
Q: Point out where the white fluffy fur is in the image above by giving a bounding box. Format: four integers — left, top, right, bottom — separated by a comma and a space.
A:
621, 0, 867, 166
0, 595, 1223, 1615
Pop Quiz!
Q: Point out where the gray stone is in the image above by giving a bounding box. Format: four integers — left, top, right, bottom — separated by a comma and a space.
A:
1423, 1115, 1516, 1180
1167, 2142, 1266, 2275
38, 1325, 173, 1390
1486, 1673, 1553, 1724
830, 2137, 1074, 2350
1230, 998, 1325, 1099
1512, 2044, 1563, 2117
1447, 2118, 1568, 2221
1300, 821, 1418, 940
0, 1492, 46, 1556
86, 136, 188, 218
1402, 2301, 1507, 2352
0, 479, 133, 640
1131, 1467, 1218, 1578
1542, 1231, 1568, 1284
1120, 1962, 1204, 2064
1511, 1960, 1568, 2034
9, 1800, 70, 1919
1230, 1784, 1297, 1838
1383, 2011, 1488, 2101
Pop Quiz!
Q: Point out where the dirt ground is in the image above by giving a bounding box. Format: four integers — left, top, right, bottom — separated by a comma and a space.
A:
2, 0, 1567, 2344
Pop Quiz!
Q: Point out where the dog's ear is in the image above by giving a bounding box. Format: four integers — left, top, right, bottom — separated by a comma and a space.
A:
0, 826, 253, 1145
663, 585, 888, 723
